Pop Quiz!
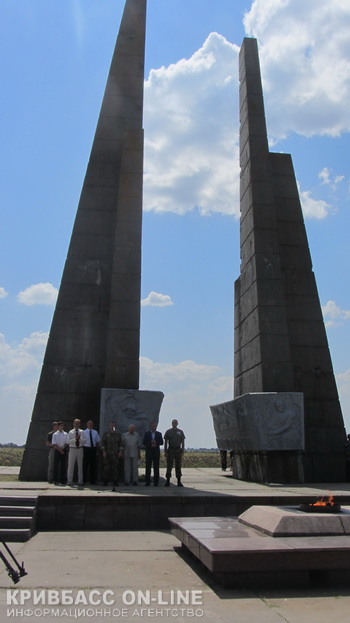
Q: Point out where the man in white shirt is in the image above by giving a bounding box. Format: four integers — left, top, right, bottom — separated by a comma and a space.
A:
83, 420, 101, 485
52, 421, 68, 485
66, 419, 86, 488
122, 424, 141, 485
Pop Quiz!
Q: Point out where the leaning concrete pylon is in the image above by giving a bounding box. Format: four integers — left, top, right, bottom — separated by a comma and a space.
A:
233, 38, 346, 482
20, 0, 148, 480
212, 38, 346, 483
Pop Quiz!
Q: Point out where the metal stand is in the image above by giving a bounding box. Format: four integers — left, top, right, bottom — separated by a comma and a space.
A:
0, 540, 28, 584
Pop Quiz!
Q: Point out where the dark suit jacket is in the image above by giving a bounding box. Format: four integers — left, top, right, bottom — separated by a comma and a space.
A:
143, 430, 164, 454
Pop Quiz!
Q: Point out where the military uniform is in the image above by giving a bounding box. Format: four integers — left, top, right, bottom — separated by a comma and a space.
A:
164, 427, 185, 482
101, 429, 123, 484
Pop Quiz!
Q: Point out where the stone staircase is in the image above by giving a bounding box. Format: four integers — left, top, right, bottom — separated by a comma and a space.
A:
0, 496, 37, 542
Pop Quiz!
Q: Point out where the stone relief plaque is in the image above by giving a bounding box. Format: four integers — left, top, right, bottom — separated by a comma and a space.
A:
211, 392, 304, 451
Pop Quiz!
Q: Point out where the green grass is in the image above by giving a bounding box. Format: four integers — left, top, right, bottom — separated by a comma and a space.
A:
0, 448, 23, 466
0, 447, 221, 469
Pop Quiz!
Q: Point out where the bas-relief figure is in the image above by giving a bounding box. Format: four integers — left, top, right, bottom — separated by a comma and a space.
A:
211, 392, 304, 452
100, 389, 164, 441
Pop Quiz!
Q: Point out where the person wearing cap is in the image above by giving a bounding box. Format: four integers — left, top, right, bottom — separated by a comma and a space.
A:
164, 419, 185, 487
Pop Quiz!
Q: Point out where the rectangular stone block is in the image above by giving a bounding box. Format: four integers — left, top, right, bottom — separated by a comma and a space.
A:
100, 388, 164, 442
38, 364, 105, 394
109, 275, 141, 300
105, 329, 140, 359
89, 137, 124, 164
211, 392, 304, 451
55, 283, 110, 311
105, 74, 143, 99
240, 158, 272, 199
279, 245, 312, 271
62, 258, 110, 286
261, 363, 295, 392
107, 300, 140, 330
100, 94, 142, 119
72, 208, 116, 236
240, 204, 278, 242
66, 232, 115, 260
234, 365, 263, 396
111, 246, 142, 274
288, 319, 328, 348
238, 506, 348, 537
110, 51, 145, 78
277, 221, 310, 246
83, 161, 120, 187
77, 185, 120, 211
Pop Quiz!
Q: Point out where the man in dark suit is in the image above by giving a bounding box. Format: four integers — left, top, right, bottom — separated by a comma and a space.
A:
143, 423, 163, 486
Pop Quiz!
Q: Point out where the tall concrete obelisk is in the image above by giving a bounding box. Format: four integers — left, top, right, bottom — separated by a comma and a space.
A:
20, 0, 151, 480
212, 38, 346, 483
233, 38, 346, 481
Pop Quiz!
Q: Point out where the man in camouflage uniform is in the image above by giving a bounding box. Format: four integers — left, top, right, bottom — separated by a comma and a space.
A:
164, 419, 186, 487
101, 421, 123, 486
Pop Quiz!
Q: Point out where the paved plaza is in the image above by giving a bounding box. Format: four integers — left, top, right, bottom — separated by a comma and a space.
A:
1, 468, 350, 621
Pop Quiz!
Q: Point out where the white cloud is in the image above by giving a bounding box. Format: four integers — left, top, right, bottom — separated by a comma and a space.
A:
140, 356, 232, 447
0, 381, 38, 445
141, 357, 221, 383
0, 331, 48, 378
299, 189, 331, 220
0, 287, 8, 299
144, 32, 240, 217
141, 291, 174, 307
319, 167, 331, 185
143, 2, 350, 220
322, 300, 350, 327
319, 167, 344, 188
17, 282, 58, 306
244, 0, 350, 139
0, 332, 48, 444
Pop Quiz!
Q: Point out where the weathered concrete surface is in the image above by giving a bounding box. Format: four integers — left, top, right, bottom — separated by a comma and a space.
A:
233, 37, 346, 482
100, 388, 164, 439
211, 392, 304, 451
2, 529, 350, 622
3, 468, 350, 532
238, 505, 350, 537
21, 0, 149, 482
170, 514, 350, 588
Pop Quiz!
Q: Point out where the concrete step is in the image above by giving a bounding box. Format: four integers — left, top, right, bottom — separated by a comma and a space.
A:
0, 496, 37, 506
0, 516, 33, 529
0, 496, 38, 542
0, 528, 32, 542
0, 505, 36, 516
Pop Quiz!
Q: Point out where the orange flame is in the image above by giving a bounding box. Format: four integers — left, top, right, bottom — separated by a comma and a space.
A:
309, 495, 335, 507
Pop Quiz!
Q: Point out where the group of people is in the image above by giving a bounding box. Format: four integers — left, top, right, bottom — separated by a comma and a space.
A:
46, 418, 186, 488
46, 419, 101, 488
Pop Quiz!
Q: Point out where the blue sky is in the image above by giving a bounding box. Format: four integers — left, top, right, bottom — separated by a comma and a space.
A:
0, 0, 350, 447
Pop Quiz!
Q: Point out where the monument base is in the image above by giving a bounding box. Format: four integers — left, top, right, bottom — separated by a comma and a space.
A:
210, 392, 305, 484
232, 450, 304, 484
100, 388, 164, 441
238, 505, 350, 536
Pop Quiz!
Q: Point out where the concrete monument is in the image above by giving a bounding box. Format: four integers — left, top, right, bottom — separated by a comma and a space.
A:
211, 392, 304, 452
20, 0, 164, 480
211, 38, 346, 482
100, 389, 164, 442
